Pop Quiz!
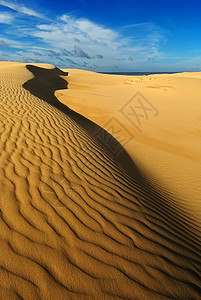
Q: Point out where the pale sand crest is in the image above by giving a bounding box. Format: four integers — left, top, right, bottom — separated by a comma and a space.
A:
0, 62, 200, 299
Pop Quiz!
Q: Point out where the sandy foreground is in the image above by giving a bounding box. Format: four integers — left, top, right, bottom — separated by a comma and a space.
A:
0, 62, 200, 299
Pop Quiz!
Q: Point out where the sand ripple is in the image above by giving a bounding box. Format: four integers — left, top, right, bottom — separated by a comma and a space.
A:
0, 63, 200, 299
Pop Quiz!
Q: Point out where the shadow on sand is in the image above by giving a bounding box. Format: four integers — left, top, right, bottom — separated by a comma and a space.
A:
23, 64, 138, 177
23, 64, 201, 248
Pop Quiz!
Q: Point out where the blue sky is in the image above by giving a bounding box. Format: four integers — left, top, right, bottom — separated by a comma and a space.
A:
0, 0, 201, 71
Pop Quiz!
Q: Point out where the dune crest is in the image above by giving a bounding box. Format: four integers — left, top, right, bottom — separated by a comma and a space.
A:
0, 62, 200, 299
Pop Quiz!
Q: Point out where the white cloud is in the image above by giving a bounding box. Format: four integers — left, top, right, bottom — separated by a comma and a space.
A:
60, 15, 119, 46
0, 36, 24, 48
0, 0, 44, 18
29, 14, 165, 70
0, 5, 167, 71
0, 39, 10, 48
34, 15, 121, 51
0, 12, 13, 23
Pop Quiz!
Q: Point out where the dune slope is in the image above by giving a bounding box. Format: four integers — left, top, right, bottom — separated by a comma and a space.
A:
0, 62, 200, 299
57, 69, 201, 219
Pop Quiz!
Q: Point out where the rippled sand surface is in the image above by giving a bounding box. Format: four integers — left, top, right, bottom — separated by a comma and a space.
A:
0, 62, 200, 299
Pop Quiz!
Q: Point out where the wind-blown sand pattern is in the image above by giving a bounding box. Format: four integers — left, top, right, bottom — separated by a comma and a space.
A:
0, 62, 200, 299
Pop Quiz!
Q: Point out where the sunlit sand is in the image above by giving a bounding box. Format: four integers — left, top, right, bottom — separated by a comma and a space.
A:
0, 62, 200, 299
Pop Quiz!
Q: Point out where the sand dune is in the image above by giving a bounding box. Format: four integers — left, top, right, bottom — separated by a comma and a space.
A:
57, 69, 201, 220
0, 62, 200, 299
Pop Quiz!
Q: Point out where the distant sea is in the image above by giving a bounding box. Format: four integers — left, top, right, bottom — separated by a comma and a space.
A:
99, 72, 181, 76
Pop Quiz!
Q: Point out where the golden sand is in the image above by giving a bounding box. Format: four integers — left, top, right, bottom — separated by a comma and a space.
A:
57, 69, 201, 219
0, 62, 200, 299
